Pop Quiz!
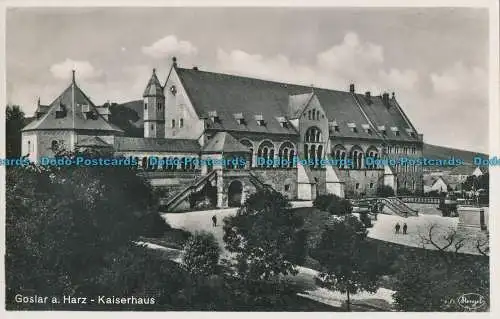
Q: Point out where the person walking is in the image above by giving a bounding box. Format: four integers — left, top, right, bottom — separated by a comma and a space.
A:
395, 222, 401, 234
403, 223, 408, 235
212, 215, 217, 227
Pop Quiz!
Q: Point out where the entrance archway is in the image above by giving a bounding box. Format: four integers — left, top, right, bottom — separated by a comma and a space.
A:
228, 180, 243, 207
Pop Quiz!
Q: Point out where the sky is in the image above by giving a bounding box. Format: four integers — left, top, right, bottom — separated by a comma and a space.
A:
6, 7, 490, 153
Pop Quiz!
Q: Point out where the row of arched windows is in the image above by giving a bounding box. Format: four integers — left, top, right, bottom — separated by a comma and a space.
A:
386, 145, 417, 154
137, 156, 196, 171
332, 145, 380, 169
308, 109, 324, 121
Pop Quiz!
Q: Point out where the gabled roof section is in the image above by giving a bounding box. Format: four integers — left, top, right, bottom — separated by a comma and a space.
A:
202, 132, 251, 154
22, 77, 123, 133
76, 136, 112, 148
113, 137, 200, 153
355, 94, 419, 142
143, 68, 164, 97
288, 93, 313, 119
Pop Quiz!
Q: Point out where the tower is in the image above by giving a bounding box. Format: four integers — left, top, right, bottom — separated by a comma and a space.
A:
143, 68, 165, 138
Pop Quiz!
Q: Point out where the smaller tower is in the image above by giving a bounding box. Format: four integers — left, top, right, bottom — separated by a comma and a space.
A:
143, 68, 165, 138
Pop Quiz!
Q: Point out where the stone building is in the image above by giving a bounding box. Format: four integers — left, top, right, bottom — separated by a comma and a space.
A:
21, 58, 424, 209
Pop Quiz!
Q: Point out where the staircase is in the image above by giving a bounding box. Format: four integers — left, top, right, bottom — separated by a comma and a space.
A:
159, 170, 217, 211
249, 172, 277, 192
381, 197, 418, 217
351, 197, 418, 218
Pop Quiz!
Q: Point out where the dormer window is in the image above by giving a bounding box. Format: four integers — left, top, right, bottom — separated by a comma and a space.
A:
406, 128, 416, 138
234, 113, 245, 125
81, 104, 90, 113
208, 110, 220, 123
55, 102, 67, 119
254, 114, 265, 126
347, 122, 357, 133
276, 116, 288, 128
362, 124, 372, 135
391, 126, 400, 136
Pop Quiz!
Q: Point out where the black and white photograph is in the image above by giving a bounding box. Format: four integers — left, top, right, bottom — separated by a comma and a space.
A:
1, 0, 498, 314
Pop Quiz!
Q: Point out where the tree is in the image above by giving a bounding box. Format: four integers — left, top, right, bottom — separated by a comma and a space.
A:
377, 185, 394, 197
313, 194, 352, 215
5, 162, 173, 309
183, 232, 221, 277
223, 189, 307, 281
312, 215, 384, 311
6, 104, 25, 157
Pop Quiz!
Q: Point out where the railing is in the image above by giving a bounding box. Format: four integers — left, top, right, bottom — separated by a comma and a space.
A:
249, 172, 275, 192
159, 170, 217, 210
138, 171, 200, 179
398, 196, 441, 204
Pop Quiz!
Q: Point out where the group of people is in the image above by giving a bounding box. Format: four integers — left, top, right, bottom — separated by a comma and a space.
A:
395, 222, 408, 234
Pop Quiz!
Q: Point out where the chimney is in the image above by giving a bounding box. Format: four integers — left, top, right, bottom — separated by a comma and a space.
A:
392, 92, 395, 99
382, 92, 390, 105
193, 66, 199, 71
365, 91, 371, 99
349, 83, 355, 93
172, 56, 177, 67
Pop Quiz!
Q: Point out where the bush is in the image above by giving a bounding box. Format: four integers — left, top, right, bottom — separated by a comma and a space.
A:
313, 194, 352, 215
182, 232, 221, 277
397, 188, 414, 196
359, 212, 373, 228
376, 185, 394, 197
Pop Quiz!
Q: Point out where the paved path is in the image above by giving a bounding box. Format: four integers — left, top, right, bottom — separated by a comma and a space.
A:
365, 212, 487, 255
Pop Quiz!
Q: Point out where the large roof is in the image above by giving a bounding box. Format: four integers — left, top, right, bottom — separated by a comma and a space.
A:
176, 67, 420, 141
113, 137, 200, 153
22, 78, 123, 133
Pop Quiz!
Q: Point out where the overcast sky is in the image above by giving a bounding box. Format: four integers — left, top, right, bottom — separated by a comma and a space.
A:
6, 7, 489, 153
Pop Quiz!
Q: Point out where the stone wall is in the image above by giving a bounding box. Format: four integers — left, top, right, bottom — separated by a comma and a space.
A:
337, 169, 384, 196
251, 168, 298, 199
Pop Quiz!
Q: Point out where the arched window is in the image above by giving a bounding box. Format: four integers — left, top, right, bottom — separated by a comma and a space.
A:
51, 140, 59, 152
142, 157, 148, 170
240, 139, 254, 167
308, 110, 312, 120
365, 146, 379, 169
27, 141, 31, 153
162, 157, 168, 170
257, 141, 274, 168
350, 146, 364, 169
278, 141, 296, 168
317, 145, 323, 163
305, 127, 322, 143
181, 157, 186, 171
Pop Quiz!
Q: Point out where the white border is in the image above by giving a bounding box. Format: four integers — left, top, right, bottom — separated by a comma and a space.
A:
0, 1, 498, 319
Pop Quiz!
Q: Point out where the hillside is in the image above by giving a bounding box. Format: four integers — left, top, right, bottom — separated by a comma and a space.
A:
422, 143, 488, 164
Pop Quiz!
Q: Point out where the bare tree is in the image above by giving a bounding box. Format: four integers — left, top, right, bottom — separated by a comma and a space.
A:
417, 223, 468, 278
475, 232, 489, 256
